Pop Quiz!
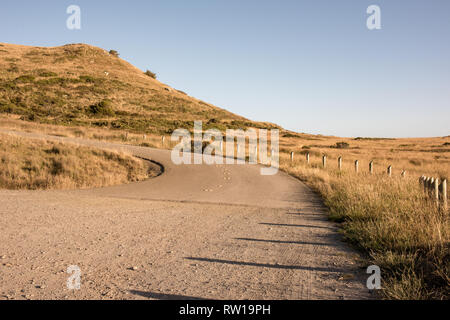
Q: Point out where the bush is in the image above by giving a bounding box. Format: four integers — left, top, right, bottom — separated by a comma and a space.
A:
144, 70, 157, 79
335, 142, 350, 149
0, 103, 27, 115
14, 75, 35, 83
88, 100, 115, 116
7, 64, 19, 73
79, 75, 96, 83
37, 70, 58, 77
109, 50, 119, 57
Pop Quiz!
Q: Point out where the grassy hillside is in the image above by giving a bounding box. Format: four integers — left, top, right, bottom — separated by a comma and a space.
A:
0, 42, 279, 134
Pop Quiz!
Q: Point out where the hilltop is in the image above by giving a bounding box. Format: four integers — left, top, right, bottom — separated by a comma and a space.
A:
0, 42, 279, 134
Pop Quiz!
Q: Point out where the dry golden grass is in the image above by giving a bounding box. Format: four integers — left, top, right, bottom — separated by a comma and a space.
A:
0, 115, 167, 148
0, 132, 153, 190
1, 116, 449, 299
278, 135, 449, 300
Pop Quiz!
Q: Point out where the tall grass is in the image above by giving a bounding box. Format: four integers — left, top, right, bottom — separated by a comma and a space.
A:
0, 133, 151, 190
280, 153, 449, 300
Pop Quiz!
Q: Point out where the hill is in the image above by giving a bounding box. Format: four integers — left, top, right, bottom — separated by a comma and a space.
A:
0, 42, 279, 134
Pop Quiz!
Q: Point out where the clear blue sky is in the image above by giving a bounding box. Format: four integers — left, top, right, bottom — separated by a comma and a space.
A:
1, 0, 449, 137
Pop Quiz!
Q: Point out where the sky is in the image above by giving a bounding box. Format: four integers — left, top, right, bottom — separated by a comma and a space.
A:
1, 0, 449, 138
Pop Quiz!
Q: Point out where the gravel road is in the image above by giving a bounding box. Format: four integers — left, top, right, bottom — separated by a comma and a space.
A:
0, 130, 371, 300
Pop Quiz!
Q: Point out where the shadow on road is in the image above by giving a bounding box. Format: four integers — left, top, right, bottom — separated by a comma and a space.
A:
130, 290, 206, 300
235, 237, 339, 247
185, 257, 347, 273
260, 222, 335, 230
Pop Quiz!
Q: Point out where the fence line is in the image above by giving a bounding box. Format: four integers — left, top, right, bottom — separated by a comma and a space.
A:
289, 151, 447, 210
419, 176, 447, 210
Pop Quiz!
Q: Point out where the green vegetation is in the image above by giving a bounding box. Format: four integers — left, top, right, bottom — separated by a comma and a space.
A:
0, 43, 277, 135
109, 49, 119, 57
144, 70, 157, 79
334, 141, 350, 149
88, 100, 115, 116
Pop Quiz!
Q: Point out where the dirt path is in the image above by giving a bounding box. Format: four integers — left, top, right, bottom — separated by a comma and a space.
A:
0, 130, 371, 300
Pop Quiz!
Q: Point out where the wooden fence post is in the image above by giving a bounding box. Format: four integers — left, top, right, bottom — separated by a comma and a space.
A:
355, 160, 359, 173
291, 152, 294, 162
338, 156, 342, 171
322, 155, 327, 168
401, 170, 406, 178
434, 178, 439, 205
430, 178, 435, 195
434, 178, 439, 203
369, 161, 374, 175
306, 152, 310, 165
387, 165, 392, 177
427, 177, 432, 192
442, 179, 448, 210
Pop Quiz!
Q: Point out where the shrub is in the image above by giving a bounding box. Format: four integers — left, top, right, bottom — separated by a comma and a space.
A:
409, 159, 422, 166
45, 146, 61, 155
50, 160, 64, 175
144, 70, 157, 79
283, 133, 299, 138
109, 50, 119, 57
79, 75, 96, 83
7, 64, 19, 73
0, 103, 27, 115
14, 75, 35, 83
335, 142, 350, 149
88, 100, 115, 116
37, 70, 58, 77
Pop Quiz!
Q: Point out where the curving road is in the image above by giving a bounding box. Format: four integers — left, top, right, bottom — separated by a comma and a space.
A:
0, 130, 371, 300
